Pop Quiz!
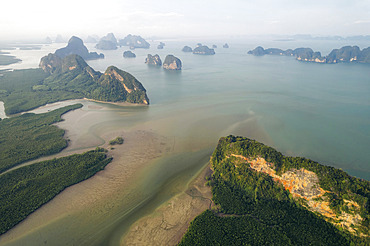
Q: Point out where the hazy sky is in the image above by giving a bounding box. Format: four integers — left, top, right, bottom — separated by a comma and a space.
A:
1, 0, 369, 40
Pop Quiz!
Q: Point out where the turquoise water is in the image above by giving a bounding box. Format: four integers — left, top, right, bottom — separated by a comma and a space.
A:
85, 40, 370, 180
0, 39, 369, 245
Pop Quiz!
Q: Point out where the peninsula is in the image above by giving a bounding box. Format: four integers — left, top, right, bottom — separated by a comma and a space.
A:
0, 53, 149, 115
180, 136, 370, 245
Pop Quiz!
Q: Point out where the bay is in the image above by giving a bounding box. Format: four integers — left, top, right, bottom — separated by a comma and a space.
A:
0, 38, 369, 245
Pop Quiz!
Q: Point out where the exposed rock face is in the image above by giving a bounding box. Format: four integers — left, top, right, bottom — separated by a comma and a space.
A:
123, 51, 136, 58
326, 46, 361, 63
55, 36, 104, 60
223, 43, 229, 48
145, 54, 162, 66
39, 53, 63, 74
39, 54, 149, 105
248, 46, 370, 63
193, 45, 215, 55
182, 46, 193, 52
163, 55, 182, 70
118, 34, 150, 49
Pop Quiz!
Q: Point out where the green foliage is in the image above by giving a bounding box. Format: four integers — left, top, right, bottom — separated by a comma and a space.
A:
0, 56, 149, 115
0, 104, 82, 173
180, 135, 370, 245
0, 149, 112, 235
0, 54, 21, 65
109, 137, 124, 145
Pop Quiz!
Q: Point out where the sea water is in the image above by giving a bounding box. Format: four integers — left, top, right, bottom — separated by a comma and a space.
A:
85, 39, 370, 180
0, 38, 369, 245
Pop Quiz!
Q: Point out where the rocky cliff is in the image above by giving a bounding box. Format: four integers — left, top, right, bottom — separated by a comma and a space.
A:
54, 36, 104, 60
163, 55, 182, 70
193, 45, 215, 55
39, 54, 149, 105
145, 54, 162, 66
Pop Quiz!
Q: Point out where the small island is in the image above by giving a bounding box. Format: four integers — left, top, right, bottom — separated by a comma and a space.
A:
119, 34, 150, 49
212, 44, 217, 49
182, 46, 193, 52
96, 33, 118, 50
193, 45, 215, 55
55, 36, 104, 60
223, 43, 229, 48
248, 46, 370, 64
163, 55, 182, 70
123, 51, 136, 58
145, 54, 162, 66
157, 42, 165, 49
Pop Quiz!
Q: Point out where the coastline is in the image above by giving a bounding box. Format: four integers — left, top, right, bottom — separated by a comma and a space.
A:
121, 163, 213, 246
0, 129, 174, 246
83, 98, 149, 107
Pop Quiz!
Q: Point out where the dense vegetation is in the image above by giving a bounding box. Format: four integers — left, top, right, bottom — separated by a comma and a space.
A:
0, 147, 112, 235
180, 136, 370, 245
0, 104, 82, 173
0, 54, 21, 66
109, 136, 124, 145
0, 68, 80, 115
0, 54, 149, 115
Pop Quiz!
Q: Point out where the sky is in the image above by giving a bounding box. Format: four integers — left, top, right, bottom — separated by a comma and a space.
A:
1, 0, 369, 41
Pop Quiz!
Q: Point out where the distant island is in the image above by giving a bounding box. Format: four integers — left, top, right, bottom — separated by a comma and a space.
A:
55, 36, 104, 60
182, 46, 192, 52
193, 45, 215, 55
118, 34, 150, 49
163, 55, 182, 70
248, 46, 370, 64
96, 33, 118, 50
123, 50, 136, 58
157, 42, 165, 49
145, 54, 162, 66
180, 136, 370, 245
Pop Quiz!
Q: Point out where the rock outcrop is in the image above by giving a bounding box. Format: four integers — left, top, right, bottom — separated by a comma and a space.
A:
182, 46, 193, 52
96, 33, 118, 50
193, 45, 215, 55
123, 51, 136, 58
39, 54, 149, 105
54, 36, 104, 60
163, 55, 182, 70
248, 46, 370, 64
118, 34, 150, 49
145, 54, 162, 66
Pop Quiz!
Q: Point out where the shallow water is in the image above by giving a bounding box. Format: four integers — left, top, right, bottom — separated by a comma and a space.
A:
0, 39, 369, 245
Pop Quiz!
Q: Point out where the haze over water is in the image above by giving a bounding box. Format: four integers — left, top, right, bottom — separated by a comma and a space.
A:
0, 38, 369, 245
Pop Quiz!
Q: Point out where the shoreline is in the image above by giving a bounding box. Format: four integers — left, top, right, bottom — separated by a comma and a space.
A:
0, 128, 174, 246
121, 163, 213, 246
83, 98, 149, 107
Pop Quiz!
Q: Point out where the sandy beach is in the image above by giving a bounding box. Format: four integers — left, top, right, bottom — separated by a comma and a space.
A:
121, 165, 213, 246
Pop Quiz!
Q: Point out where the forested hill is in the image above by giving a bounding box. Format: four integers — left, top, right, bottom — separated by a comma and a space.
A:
179, 136, 370, 245
0, 54, 149, 115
